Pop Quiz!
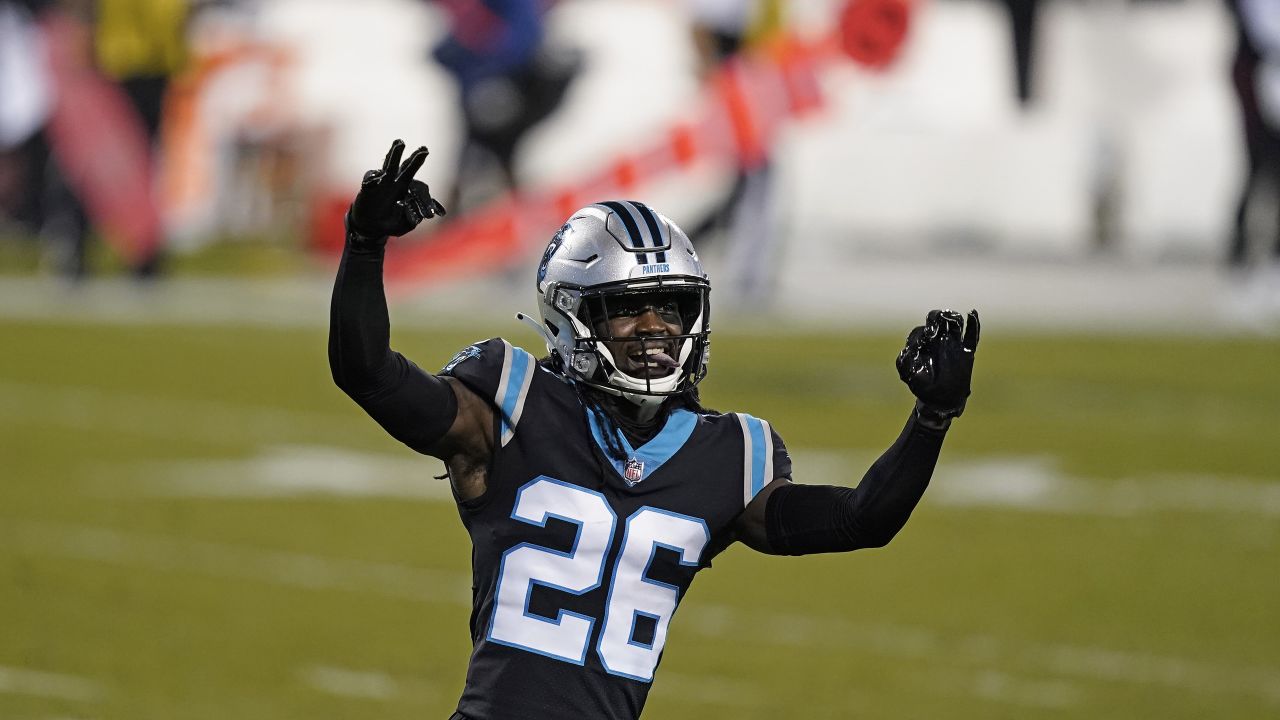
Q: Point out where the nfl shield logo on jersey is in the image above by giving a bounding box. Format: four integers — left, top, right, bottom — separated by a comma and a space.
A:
624, 458, 645, 485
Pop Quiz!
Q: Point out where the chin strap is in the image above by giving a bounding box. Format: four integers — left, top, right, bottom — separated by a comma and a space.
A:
579, 373, 664, 418
620, 389, 665, 420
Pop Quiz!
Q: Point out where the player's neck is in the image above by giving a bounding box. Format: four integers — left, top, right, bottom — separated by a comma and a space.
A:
609, 400, 666, 451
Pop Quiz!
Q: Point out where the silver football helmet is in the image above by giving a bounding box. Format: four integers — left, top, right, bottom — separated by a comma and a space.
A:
521, 201, 710, 410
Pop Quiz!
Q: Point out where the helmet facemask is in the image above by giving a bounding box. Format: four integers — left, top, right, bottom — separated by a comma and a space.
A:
572, 279, 709, 401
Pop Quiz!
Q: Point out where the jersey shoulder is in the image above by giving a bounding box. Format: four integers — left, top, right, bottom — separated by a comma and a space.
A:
694, 408, 793, 501
441, 337, 564, 448
440, 337, 542, 395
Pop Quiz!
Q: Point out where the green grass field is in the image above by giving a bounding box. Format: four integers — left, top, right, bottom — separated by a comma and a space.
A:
2, 317, 1278, 719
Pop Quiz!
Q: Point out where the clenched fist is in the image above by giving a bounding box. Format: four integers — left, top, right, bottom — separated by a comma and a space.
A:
896, 309, 980, 423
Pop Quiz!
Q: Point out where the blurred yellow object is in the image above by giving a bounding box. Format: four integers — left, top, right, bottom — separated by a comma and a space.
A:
93, 0, 188, 79
745, 0, 784, 47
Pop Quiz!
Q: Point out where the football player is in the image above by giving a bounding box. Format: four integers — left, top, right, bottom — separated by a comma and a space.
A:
329, 141, 980, 720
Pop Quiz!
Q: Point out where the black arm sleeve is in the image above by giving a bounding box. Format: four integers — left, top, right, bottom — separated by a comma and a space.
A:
764, 412, 945, 555
328, 233, 457, 454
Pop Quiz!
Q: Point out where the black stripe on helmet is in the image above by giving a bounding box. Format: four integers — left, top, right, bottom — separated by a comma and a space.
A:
600, 201, 649, 264
631, 201, 668, 263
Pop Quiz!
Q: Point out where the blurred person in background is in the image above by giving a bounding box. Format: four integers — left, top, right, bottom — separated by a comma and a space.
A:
987, 0, 1138, 251
1225, 0, 1280, 291
329, 139, 981, 719
995, 0, 1041, 107
430, 0, 581, 214
0, 0, 93, 279
94, 0, 188, 143
91, 0, 192, 275
0, 0, 168, 279
0, 0, 55, 239
993, 0, 1188, 110
686, 0, 783, 307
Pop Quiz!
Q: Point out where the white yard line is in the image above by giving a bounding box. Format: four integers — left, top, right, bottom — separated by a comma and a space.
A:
136, 445, 453, 500
13, 522, 1280, 708
0, 665, 104, 702
12, 523, 471, 606
796, 450, 1280, 518
968, 670, 1085, 709
642, 672, 767, 708
1033, 643, 1280, 705
297, 663, 763, 709
84, 442, 1280, 520
0, 379, 359, 448
298, 664, 440, 702
930, 458, 1280, 518
681, 606, 1280, 708
301, 665, 399, 700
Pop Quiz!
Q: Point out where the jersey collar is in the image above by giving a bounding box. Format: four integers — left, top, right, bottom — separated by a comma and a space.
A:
586, 406, 698, 486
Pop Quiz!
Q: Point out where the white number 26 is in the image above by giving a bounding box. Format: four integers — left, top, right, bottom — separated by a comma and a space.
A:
487, 477, 709, 682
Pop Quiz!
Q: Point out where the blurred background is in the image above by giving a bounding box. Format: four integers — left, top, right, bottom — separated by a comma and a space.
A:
1, 0, 1278, 718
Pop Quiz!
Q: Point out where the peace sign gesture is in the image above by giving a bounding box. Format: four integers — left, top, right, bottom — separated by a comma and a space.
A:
347, 139, 447, 242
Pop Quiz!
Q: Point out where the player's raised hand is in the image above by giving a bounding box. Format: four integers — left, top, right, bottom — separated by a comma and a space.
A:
347, 139, 447, 241
896, 309, 980, 420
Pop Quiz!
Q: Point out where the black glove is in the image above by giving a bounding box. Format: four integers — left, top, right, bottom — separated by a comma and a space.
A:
896, 309, 980, 423
347, 139, 446, 243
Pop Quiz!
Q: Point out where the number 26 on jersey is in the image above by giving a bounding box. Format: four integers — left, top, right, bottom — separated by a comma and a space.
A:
487, 477, 709, 682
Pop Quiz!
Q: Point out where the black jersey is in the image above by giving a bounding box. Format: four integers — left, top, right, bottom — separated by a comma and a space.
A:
441, 338, 791, 720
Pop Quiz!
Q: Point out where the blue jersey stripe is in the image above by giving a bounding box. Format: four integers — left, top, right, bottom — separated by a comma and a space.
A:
586, 406, 698, 484
746, 415, 767, 497
633, 409, 696, 472
586, 407, 625, 463
499, 348, 533, 442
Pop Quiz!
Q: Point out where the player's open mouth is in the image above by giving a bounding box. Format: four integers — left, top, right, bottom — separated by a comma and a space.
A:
627, 345, 679, 374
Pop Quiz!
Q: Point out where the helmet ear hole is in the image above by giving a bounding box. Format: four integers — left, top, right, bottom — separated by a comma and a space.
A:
572, 352, 597, 375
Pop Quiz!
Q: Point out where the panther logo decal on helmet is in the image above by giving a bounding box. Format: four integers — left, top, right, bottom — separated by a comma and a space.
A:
537, 223, 569, 286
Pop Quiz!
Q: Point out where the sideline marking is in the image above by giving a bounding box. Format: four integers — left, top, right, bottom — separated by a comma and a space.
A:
930, 456, 1280, 517
0, 380, 357, 448
300, 666, 410, 701
0, 665, 104, 702
138, 445, 453, 500
795, 450, 1280, 518
13, 523, 471, 606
